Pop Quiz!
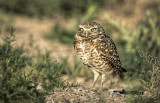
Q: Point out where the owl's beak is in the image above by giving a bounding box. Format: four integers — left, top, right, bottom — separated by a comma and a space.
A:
85, 31, 89, 38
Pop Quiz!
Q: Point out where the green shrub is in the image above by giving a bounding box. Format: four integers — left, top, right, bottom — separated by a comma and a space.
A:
133, 10, 160, 57
0, 28, 64, 102
127, 52, 160, 103
140, 52, 160, 95
0, 0, 116, 17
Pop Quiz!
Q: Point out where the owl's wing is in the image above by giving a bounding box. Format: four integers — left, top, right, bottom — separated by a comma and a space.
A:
99, 36, 122, 67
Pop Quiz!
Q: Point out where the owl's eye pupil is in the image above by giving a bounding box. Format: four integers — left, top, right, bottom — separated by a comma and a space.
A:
91, 28, 96, 31
80, 28, 84, 31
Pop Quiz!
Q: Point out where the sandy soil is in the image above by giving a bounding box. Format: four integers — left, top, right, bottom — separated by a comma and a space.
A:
12, 16, 75, 60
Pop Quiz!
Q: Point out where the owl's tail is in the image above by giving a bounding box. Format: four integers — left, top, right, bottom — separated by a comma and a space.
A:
121, 67, 127, 73
117, 67, 127, 79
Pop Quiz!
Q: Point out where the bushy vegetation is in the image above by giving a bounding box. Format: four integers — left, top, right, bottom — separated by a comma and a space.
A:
0, 0, 124, 17
0, 0, 113, 17
127, 52, 160, 103
0, 28, 64, 102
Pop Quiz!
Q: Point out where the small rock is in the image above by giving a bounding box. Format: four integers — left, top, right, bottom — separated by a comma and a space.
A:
143, 91, 152, 97
78, 87, 84, 91
36, 83, 43, 91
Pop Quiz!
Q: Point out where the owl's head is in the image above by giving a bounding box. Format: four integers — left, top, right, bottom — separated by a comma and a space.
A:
76, 22, 105, 39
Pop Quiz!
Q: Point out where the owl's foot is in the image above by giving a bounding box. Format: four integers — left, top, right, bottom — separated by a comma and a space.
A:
92, 70, 100, 88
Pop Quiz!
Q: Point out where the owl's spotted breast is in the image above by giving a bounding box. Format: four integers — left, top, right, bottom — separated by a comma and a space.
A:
74, 37, 92, 67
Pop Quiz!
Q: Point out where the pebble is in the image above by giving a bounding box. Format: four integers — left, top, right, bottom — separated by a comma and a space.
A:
78, 87, 84, 91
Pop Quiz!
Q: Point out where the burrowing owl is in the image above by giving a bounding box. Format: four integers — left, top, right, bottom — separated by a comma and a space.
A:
74, 22, 127, 89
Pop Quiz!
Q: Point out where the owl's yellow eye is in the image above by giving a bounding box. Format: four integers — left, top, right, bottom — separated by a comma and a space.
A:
91, 28, 97, 31
80, 28, 84, 31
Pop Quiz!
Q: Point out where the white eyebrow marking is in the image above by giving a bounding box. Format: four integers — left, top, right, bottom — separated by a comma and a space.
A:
79, 25, 83, 28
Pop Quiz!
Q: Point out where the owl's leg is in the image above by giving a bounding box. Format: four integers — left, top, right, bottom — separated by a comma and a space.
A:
92, 70, 100, 88
100, 74, 106, 90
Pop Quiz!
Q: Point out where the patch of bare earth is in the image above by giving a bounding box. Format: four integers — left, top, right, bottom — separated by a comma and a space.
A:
13, 16, 74, 60
46, 86, 126, 103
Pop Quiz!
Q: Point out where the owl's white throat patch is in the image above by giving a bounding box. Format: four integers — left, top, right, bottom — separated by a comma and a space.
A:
79, 43, 89, 62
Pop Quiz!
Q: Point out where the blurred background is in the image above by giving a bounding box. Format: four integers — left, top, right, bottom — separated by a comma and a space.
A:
0, 0, 160, 101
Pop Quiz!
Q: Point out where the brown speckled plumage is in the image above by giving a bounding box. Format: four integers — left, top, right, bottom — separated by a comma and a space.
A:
74, 22, 126, 89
